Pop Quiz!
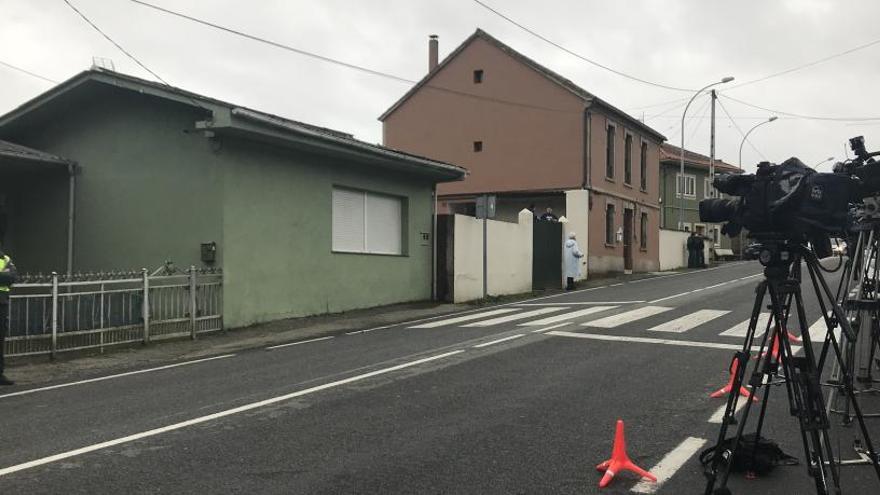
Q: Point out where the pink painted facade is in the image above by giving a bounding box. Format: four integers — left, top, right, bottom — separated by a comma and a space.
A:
381, 30, 665, 274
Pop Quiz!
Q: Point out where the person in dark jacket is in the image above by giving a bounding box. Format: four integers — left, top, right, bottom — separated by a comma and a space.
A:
686, 232, 699, 268
0, 244, 17, 386
696, 234, 707, 268
540, 207, 559, 222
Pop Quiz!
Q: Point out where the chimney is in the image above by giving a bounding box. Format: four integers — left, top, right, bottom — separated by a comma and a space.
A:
428, 34, 439, 72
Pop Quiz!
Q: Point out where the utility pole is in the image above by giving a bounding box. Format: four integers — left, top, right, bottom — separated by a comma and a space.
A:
709, 90, 716, 189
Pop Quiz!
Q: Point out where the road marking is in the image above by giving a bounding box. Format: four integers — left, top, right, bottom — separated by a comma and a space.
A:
473, 334, 525, 348
708, 399, 747, 424
648, 273, 762, 303
0, 354, 236, 400
630, 437, 708, 494
518, 306, 617, 326
581, 306, 673, 328
719, 313, 770, 338
648, 310, 730, 333
530, 322, 573, 333
409, 308, 519, 328
463, 307, 565, 327
609, 283, 624, 287
0, 350, 464, 477
806, 315, 841, 343
266, 336, 334, 350
548, 331, 743, 350
516, 301, 643, 306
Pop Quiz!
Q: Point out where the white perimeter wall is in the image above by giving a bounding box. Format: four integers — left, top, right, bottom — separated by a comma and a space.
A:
453, 210, 533, 302
659, 229, 689, 270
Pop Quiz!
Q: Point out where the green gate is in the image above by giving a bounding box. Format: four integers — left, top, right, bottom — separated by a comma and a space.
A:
532, 221, 562, 290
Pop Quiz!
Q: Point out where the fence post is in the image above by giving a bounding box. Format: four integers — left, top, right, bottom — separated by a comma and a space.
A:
51, 272, 59, 359
189, 265, 197, 340
142, 268, 150, 344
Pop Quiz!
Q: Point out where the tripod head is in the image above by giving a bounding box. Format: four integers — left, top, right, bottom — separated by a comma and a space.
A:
745, 235, 802, 281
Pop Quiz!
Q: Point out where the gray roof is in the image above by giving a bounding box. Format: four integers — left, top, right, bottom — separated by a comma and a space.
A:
0, 69, 466, 181
0, 139, 72, 165
379, 29, 666, 142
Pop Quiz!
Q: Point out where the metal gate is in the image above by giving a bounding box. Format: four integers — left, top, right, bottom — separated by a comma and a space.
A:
532, 221, 563, 290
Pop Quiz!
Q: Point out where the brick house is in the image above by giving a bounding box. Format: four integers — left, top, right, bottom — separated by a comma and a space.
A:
380, 29, 666, 275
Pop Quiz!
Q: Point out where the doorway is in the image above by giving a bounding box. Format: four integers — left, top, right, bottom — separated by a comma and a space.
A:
623, 208, 633, 273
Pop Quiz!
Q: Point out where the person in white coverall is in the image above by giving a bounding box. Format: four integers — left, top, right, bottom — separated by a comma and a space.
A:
564, 232, 584, 290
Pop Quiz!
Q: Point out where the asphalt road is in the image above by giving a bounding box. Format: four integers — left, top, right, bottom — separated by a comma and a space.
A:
2, 260, 879, 494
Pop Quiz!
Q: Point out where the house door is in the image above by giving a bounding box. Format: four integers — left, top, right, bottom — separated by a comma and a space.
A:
532, 221, 563, 290
623, 209, 633, 272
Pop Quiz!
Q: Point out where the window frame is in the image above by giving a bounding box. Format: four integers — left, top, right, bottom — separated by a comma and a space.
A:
605, 202, 616, 246
331, 187, 406, 256
704, 177, 717, 199
640, 212, 648, 251
639, 140, 648, 191
675, 173, 697, 198
624, 132, 633, 186
473, 69, 484, 83
605, 122, 616, 180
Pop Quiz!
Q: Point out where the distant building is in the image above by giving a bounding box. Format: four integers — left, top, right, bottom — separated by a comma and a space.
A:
0, 69, 465, 327
380, 29, 666, 275
659, 143, 741, 253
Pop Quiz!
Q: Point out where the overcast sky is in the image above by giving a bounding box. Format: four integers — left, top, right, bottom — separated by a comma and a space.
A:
2, 0, 879, 173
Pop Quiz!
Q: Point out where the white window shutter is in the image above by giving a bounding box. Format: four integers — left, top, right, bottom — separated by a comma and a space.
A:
366, 193, 402, 255
332, 188, 365, 252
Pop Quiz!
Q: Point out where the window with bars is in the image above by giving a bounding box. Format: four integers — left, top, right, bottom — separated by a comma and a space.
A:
332, 187, 404, 255
624, 134, 633, 185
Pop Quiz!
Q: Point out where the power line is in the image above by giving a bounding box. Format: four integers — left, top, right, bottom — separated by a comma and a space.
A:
0, 60, 58, 84
726, 35, 880, 91
686, 96, 712, 144
627, 96, 692, 112
63, 0, 171, 86
720, 94, 880, 122
470, 0, 696, 93
717, 96, 767, 164
128, 0, 585, 115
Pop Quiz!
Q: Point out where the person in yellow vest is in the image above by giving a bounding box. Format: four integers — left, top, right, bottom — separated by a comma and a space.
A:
0, 244, 16, 386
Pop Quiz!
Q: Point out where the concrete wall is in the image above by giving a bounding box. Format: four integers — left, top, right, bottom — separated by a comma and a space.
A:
452, 210, 532, 302
660, 229, 689, 270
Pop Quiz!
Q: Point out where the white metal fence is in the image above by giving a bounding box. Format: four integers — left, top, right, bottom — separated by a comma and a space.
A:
5, 267, 223, 358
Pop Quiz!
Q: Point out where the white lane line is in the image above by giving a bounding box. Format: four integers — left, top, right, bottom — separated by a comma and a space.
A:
648, 310, 730, 333
548, 331, 743, 350
708, 400, 747, 424
473, 334, 525, 348
806, 315, 841, 343
519, 306, 617, 326
581, 306, 673, 328
609, 283, 624, 287
648, 273, 762, 304
0, 350, 464, 477
463, 307, 565, 327
0, 354, 236, 400
409, 308, 519, 329
719, 313, 770, 338
530, 322, 574, 333
266, 336, 334, 350
631, 437, 708, 494
516, 301, 643, 306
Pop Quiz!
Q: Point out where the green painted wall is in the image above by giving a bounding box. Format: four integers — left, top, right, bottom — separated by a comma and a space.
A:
0, 169, 68, 271
3, 87, 223, 273
219, 137, 434, 327
660, 162, 734, 250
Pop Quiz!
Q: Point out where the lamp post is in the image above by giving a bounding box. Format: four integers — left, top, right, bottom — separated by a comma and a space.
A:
814, 156, 835, 169
738, 116, 778, 170
679, 77, 734, 230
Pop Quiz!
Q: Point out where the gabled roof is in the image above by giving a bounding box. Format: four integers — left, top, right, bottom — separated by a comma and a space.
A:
0, 139, 72, 165
379, 29, 666, 142
660, 143, 740, 173
0, 69, 466, 181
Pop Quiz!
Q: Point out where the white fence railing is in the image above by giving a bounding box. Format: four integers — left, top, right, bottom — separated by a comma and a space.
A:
5, 267, 223, 358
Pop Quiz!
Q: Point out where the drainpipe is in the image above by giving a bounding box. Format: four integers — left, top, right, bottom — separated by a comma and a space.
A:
431, 184, 438, 300
583, 107, 592, 190
66, 162, 77, 276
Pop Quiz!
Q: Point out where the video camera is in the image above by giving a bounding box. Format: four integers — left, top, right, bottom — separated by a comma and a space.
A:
698, 158, 857, 258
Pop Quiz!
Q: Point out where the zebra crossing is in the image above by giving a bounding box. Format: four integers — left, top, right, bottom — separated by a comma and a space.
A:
409, 303, 834, 342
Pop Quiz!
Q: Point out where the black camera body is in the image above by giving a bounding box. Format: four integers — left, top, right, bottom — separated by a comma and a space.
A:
699, 158, 856, 257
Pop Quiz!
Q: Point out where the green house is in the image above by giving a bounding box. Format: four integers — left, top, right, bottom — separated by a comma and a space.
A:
0, 69, 465, 328
659, 143, 741, 254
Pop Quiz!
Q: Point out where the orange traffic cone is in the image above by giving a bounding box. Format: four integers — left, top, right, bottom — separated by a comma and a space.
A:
784, 327, 802, 344
760, 333, 782, 361
596, 420, 656, 488
710, 359, 756, 401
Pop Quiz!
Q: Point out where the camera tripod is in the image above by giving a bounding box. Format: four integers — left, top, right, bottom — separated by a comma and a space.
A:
828, 212, 880, 424
703, 238, 880, 495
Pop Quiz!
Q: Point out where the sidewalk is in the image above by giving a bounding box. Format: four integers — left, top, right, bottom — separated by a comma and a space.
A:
4, 268, 691, 386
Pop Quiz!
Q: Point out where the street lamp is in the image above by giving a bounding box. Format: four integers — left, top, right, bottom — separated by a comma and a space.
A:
679, 76, 734, 230
814, 156, 835, 169
738, 116, 778, 170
